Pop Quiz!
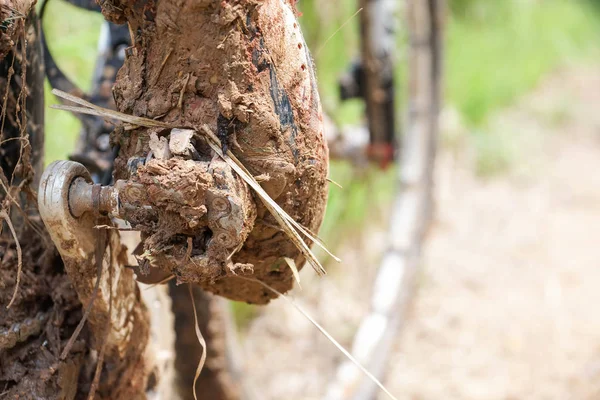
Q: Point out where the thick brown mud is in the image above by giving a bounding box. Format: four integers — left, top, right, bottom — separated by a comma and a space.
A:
102, 0, 329, 303
0, 223, 91, 399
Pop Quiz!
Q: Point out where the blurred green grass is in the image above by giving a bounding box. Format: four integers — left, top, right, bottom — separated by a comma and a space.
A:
447, 0, 600, 126
42, 0, 103, 164
449, 0, 600, 175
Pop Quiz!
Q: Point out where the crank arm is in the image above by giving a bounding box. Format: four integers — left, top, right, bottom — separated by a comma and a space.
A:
38, 161, 146, 355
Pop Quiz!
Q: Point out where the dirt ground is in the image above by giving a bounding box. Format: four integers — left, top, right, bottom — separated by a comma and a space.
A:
242, 64, 600, 400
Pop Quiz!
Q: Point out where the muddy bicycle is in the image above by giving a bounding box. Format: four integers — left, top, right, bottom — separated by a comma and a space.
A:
0, 1, 443, 398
